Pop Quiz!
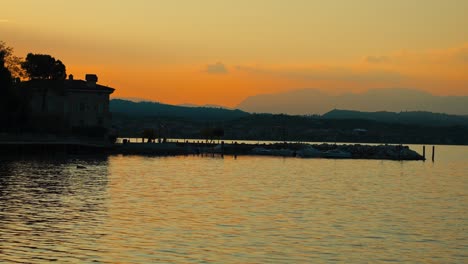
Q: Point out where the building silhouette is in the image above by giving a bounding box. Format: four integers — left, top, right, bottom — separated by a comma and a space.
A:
20, 74, 115, 139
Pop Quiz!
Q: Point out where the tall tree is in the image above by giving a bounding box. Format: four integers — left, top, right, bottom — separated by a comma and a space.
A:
0, 41, 25, 79
52, 60, 66, 80
0, 49, 17, 129
0, 50, 12, 92
21, 53, 66, 80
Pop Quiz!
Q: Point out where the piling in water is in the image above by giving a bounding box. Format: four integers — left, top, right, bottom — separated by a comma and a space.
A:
432, 146, 435, 162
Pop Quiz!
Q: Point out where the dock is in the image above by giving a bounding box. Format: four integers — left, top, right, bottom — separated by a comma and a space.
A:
112, 141, 426, 161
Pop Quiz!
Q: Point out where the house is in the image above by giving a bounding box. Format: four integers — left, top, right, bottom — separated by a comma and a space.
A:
21, 74, 115, 137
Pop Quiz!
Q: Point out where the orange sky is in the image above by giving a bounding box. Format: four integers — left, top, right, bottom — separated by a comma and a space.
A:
2, 0, 468, 107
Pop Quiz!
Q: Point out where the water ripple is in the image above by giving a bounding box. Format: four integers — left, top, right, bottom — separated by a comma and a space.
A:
0, 149, 467, 263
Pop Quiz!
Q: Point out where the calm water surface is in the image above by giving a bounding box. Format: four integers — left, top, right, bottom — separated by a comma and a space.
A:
0, 145, 467, 263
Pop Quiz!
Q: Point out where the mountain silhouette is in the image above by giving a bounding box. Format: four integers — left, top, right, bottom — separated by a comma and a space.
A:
178, 103, 230, 109
237, 88, 468, 115
323, 109, 468, 127
110, 99, 248, 121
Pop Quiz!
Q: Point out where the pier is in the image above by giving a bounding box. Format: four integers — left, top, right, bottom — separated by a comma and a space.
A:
112, 141, 426, 161
0, 134, 425, 160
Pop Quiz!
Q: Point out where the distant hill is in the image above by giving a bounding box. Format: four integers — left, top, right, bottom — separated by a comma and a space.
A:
178, 103, 230, 109
237, 88, 468, 115
323, 109, 468, 127
110, 99, 468, 144
110, 99, 249, 121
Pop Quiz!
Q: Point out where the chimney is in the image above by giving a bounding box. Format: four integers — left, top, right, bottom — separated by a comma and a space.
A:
86, 74, 98, 87
68, 74, 74, 80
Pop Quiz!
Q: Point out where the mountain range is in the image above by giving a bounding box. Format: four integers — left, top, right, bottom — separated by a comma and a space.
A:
236, 88, 468, 115
323, 109, 468, 127
111, 98, 468, 127
110, 99, 468, 144
110, 99, 248, 121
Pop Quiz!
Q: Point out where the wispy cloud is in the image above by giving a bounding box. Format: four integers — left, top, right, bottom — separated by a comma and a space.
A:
0, 19, 9, 23
205, 62, 228, 74
365, 55, 391, 64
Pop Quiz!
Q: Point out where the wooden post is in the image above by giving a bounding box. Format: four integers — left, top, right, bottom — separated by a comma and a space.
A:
423, 145, 426, 160
234, 141, 237, 159
221, 141, 224, 157
432, 146, 435, 162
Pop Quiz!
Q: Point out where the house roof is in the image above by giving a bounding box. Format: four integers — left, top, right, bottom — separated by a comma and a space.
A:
20, 79, 115, 94
65, 80, 115, 93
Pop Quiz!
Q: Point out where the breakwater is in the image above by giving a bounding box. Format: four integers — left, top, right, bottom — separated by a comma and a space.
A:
0, 138, 425, 160
113, 142, 425, 161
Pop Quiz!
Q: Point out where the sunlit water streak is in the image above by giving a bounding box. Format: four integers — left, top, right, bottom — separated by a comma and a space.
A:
0, 145, 467, 263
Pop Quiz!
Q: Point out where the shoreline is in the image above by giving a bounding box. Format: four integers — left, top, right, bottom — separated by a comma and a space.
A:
0, 140, 426, 161
112, 142, 426, 161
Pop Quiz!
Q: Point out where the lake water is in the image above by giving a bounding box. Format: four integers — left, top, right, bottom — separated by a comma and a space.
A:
0, 145, 467, 263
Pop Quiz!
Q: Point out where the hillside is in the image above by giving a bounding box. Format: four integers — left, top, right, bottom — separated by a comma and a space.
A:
110, 101, 468, 145
237, 88, 468, 115
323, 109, 468, 127
110, 99, 249, 121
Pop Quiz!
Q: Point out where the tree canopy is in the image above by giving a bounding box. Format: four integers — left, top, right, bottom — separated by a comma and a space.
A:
200, 127, 224, 143
0, 41, 25, 79
21, 53, 66, 80
0, 50, 13, 91
0, 48, 22, 125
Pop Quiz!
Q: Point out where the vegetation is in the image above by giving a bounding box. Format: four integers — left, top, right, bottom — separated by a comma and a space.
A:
0, 41, 71, 134
0, 45, 22, 129
0, 49, 12, 89
142, 128, 157, 143
110, 99, 249, 121
323, 109, 468, 127
200, 127, 224, 143
113, 111, 468, 145
0, 41, 25, 79
21, 53, 66, 80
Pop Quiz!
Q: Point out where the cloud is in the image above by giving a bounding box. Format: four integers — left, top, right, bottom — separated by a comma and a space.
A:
205, 62, 228, 74
0, 19, 9, 23
365, 55, 390, 64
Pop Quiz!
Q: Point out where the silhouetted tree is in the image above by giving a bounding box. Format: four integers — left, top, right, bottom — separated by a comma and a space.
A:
21, 53, 66, 113
142, 128, 156, 143
212, 127, 224, 143
200, 127, 224, 143
200, 127, 214, 143
52, 60, 66, 80
0, 41, 25, 79
21, 53, 66, 80
0, 50, 12, 90
0, 49, 21, 131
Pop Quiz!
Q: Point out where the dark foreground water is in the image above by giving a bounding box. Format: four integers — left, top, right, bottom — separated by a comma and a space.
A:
0, 145, 467, 263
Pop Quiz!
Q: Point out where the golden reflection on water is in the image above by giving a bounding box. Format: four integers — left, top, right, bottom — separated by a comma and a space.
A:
0, 146, 467, 263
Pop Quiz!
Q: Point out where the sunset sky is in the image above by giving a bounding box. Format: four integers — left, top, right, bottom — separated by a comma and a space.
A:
2, 0, 468, 107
